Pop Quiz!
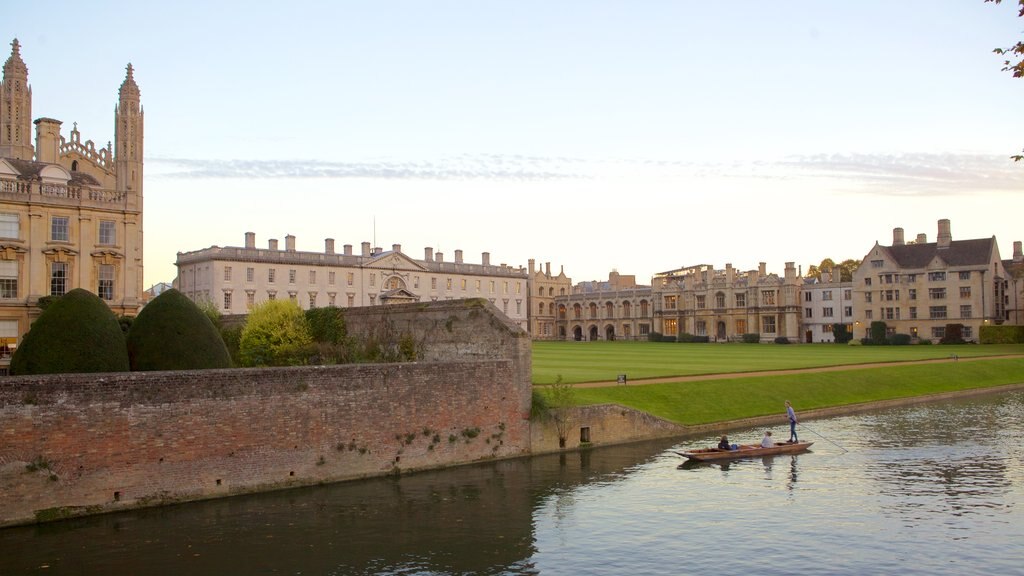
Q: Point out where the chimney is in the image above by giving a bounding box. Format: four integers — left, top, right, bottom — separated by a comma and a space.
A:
893, 227, 905, 246
343, 244, 352, 256
529, 258, 535, 274
916, 233, 927, 244
34, 118, 62, 164
937, 219, 952, 249
455, 249, 463, 264
361, 242, 371, 257
546, 262, 551, 277
785, 262, 796, 281
269, 239, 278, 251
1014, 241, 1022, 263
435, 252, 444, 263
425, 247, 433, 262
392, 243, 401, 253
325, 238, 335, 254
245, 232, 256, 249
285, 234, 296, 252
482, 252, 490, 266
759, 262, 767, 276
726, 263, 734, 284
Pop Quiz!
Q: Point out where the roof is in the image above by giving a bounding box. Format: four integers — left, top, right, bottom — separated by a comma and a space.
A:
884, 238, 996, 268
1, 156, 100, 186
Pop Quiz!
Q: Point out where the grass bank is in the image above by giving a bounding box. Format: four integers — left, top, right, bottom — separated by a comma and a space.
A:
532, 341, 1024, 384
552, 358, 1024, 426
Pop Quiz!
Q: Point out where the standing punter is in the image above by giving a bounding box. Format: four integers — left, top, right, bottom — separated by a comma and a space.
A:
785, 400, 798, 443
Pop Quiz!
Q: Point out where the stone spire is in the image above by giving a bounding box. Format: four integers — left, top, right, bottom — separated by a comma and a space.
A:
118, 63, 141, 104
1, 38, 33, 159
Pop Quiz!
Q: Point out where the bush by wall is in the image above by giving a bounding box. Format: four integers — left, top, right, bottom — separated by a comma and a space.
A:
677, 333, 710, 343
980, 325, 1024, 344
831, 323, 853, 344
774, 337, 792, 344
10, 289, 129, 375
940, 323, 966, 344
126, 288, 231, 371
888, 333, 912, 346
742, 333, 761, 343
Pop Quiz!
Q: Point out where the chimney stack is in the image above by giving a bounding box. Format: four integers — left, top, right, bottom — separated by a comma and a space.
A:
482, 252, 490, 266
916, 233, 927, 244
325, 238, 335, 254
529, 258, 535, 274
343, 244, 352, 256
425, 247, 433, 262
269, 239, 278, 251
392, 243, 401, 253
245, 232, 256, 249
937, 219, 952, 249
361, 242, 371, 257
285, 234, 296, 252
435, 252, 444, 263
546, 262, 551, 277
455, 249, 463, 264
34, 118, 62, 164
893, 227, 905, 246
1014, 241, 1022, 263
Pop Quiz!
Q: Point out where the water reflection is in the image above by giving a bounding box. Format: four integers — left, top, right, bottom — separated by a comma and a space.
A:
1, 392, 1022, 576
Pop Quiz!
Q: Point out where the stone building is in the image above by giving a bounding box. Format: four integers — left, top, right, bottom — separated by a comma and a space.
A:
1001, 241, 1024, 327
800, 271, 853, 343
651, 262, 801, 342
527, 259, 571, 340
851, 220, 1008, 342
175, 233, 530, 330
0, 39, 143, 370
555, 271, 654, 341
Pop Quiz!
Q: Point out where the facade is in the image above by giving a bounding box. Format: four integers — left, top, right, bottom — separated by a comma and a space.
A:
555, 271, 654, 341
851, 220, 1008, 342
527, 259, 571, 340
1001, 241, 1024, 326
800, 272, 853, 343
652, 262, 801, 342
175, 233, 530, 329
0, 39, 144, 369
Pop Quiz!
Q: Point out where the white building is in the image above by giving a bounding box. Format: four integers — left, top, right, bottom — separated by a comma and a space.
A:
176, 233, 530, 329
800, 272, 853, 343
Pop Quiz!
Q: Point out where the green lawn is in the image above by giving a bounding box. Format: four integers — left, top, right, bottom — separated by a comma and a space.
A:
531, 341, 1024, 384
561, 358, 1024, 426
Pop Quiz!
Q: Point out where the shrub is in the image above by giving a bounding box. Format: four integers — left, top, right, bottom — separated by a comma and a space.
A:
647, 331, 663, 342
11, 289, 129, 375
742, 333, 761, 344
239, 299, 313, 366
980, 325, 1024, 344
677, 333, 710, 343
848, 339, 863, 346
831, 323, 853, 344
774, 337, 791, 344
220, 325, 243, 366
870, 321, 888, 344
940, 324, 966, 344
126, 288, 231, 371
888, 333, 912, 346
917, 338, 933, 345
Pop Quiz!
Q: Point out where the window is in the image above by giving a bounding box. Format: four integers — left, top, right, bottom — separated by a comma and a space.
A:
504, 281, 509, 294
98, 264, 114, 300
50, 262, 68, 296
909, 306, 917, 319
963, 326, 973, 339
268, 269, 276, 283
695, 321, 706, 336
735, 293, 746, 307
715, 293, 725, 308
431, 278, 438, 290
805, 307, 813, 318
882, 307, 898, 320
865, 292, 873, 303
929, 288, 946, 299
224, 266, 232, 281
309, 293, 317, 309
98, 220, 116, 245
928, 271, 946, 282
762, 291, 775, 305
267, 291, 276, 301
932, 326, 946, 339
664, 295, 677, 310
289, 269, 296, 284
929, 306, 947, 319
461, 279, 467, 291
247, 267, 254, 282
223, 292, 232, 310
959, 271, 971, 280
346, 272, 353, 286
908, 288, 917, 300
804, 292, 812, 302
0, 260, 17, 298
960, 305, 972, 318
822, 290, 833, 301
871, 260, 884, 268
960, 286, 971, 298
246, 291, 255, 308
844, 306, 852, 317
762, 316, 776, 333
664, 318, 678, 336
476, 280, 481, 291
843, 289, 852, 300
906, 274, 917, 282
490, 281, 496, 293
696, 295, 705, 309
309, 270, 316, 284
823, 307, 834, 317
446, 278, 452, 290
864, 278, 872, 286
735, 319, 746, 334
865, 310, 873, 319
51, 216, 69, 241
0, 213, 18, 238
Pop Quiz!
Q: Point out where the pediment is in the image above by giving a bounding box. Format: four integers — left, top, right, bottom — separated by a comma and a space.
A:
0, 159, 19, 178
39, 164, 72, 184
366, 251, 427, 271
380, 288, 419, 303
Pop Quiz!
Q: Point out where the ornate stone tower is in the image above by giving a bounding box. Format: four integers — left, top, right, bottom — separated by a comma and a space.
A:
115, 63, 144, 298
0, 39, 33, 160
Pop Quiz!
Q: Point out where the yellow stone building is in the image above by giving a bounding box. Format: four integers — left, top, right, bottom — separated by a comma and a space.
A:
0, 39, 144, 370
527, 259, 571, 340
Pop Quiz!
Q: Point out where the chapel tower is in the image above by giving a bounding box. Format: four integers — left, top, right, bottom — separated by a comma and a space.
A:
115, 63, 145, 296
0, 39, 33, 160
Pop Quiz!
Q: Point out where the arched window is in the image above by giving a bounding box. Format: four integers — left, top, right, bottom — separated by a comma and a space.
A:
640, 300, 649, 316
589, 303, 598, 318
605, 301, 614, 317
622, 301, 632, 317
573, 303, 582, 319
71, 160, 79, 171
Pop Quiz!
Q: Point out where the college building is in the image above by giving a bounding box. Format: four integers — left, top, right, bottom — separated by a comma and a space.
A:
0, 39, 144, 371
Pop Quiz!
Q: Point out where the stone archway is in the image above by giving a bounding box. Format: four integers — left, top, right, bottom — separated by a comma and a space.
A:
605, 324, 615, 341
589, 325, 599, 341
717, 321, 726, 341
573, 326, 583, 341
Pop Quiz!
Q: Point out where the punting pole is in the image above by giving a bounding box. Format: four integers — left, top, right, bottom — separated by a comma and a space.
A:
799, 424, 848, 454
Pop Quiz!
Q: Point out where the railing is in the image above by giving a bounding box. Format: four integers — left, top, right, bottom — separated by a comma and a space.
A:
0, 177, 125, 204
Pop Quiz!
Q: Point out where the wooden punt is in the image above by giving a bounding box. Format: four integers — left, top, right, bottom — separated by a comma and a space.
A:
677, 441, 814, 462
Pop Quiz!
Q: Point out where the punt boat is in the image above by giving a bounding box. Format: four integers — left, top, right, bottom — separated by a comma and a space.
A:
677, 440, 813, 462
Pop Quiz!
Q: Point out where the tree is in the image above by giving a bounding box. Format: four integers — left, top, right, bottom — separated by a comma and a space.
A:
986, 0, 1024, 160
126, 288, 231, 371
10, 289, 129, 375
546, 375, 576, 448
805, 258, 860, 282
239, 299, 313, 366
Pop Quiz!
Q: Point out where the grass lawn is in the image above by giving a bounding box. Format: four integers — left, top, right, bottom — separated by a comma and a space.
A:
559, 358, 1024, 426
531, 340, 1024, 384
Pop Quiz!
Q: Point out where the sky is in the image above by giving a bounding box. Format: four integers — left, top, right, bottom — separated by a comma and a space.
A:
4, 1, 1023, 288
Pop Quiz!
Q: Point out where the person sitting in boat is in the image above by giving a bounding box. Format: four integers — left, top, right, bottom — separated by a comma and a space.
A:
717, 435, 734, 450
761, 431, 774, 448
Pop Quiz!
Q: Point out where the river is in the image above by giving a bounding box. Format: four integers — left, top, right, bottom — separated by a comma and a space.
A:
2, 391, 1022, 575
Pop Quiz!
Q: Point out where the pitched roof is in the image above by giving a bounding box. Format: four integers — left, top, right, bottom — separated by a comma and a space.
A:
0, 156, 100, 186
885, 238, 995, 268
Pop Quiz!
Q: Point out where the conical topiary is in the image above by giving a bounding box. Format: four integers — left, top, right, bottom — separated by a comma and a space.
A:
10, 288, 130, 375
126, 288, 231, 371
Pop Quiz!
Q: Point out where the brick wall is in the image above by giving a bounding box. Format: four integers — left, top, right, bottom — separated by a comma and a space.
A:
530, 404, 685, 453
0, 299, 532, 527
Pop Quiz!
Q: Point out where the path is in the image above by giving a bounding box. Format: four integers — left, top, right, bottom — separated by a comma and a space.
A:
568, 354, 1024, 388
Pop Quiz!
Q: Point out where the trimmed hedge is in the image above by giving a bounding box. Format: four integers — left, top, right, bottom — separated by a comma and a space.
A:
11, 288, 129, 375
980, 325, 1024, 344
742, 333, 761, 343
126, 288, 231, 371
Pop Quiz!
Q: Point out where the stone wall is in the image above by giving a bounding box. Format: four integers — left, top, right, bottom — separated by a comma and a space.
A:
530, 404, 684, 453
0, 299, 532, 527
